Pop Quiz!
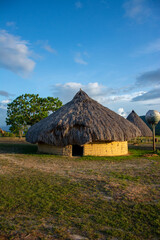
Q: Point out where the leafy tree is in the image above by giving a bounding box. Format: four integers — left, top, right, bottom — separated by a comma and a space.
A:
6, 94, 62, 137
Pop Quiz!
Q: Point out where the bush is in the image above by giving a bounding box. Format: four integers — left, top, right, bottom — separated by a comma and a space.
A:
8, 132, 16, 137
0, 132, 16, 137
2, 131, 10, 137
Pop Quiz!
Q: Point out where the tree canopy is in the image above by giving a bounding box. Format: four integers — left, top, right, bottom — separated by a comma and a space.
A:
6, 94, 62, 136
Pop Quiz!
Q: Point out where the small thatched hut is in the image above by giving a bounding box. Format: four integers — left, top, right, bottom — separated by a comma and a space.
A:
127, 110, 152, 137
26, 90, 141, 156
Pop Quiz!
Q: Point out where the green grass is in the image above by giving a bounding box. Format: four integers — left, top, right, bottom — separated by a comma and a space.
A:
110, 172, 140, 181
0, 171, 159, 239
0, 142, 160, 239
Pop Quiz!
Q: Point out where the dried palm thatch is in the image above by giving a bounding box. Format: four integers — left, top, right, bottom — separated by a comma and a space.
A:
127, 110, 152, 137
26, 90, 141, 146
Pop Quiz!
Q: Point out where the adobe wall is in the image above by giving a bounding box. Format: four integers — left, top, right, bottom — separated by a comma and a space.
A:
38, 143, 72, 156
38, 141, 128, 156
83, 141, 128, 156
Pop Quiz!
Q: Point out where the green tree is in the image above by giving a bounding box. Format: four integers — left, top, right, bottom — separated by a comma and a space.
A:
6, 94, 62, 137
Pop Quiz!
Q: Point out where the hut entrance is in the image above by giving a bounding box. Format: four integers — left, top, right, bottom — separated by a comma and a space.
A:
72, 145, 83, 156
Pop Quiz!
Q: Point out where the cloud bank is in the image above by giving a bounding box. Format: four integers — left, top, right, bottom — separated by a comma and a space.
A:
54, 82, 105, 102
136, 68, 160, 87
53, 82, 144, 105
132, 88, 160, 101
0, 30, 35, 76
0, 90, 13, 97
131, 68, 160, 102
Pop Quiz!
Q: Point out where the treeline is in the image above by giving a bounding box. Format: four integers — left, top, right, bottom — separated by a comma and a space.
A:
5, 94, 62, 137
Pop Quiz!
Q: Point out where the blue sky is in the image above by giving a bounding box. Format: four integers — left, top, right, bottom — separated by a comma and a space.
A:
0, 0, 160, 128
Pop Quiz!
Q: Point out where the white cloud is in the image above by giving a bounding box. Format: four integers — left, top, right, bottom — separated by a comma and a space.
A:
1, 99, 11, 104
0, 99, 11, 109
0, 105, 7, 110
123, 0, 151, 21
132, 97, 160, 106
54, 82, 107, 102
53, 82, 159, 116
0, 30, 35, 76
53, 81, 145, 106
74, 52, 88, 65
95, 91, 145, 104
75, 1, 83, 9
117, 108, 127, 118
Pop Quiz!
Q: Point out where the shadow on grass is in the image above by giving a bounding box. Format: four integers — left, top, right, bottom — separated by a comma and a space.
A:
0, 142, 160, 161
0, 143, 38, 154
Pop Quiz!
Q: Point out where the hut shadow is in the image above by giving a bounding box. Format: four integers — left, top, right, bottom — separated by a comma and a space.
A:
0, 141, 160, 156
0, 142, 38, 155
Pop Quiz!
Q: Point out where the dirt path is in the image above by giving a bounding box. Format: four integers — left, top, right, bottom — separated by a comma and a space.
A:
0, 153, 156, 180
0, 152, 160, 203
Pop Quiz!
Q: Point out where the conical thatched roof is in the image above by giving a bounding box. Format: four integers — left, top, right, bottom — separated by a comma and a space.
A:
127, 110, 152, 137
26, 90, 141, 146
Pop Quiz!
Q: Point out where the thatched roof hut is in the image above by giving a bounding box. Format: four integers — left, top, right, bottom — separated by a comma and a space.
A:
127, 110, 152, 137
26, 90, 141, 156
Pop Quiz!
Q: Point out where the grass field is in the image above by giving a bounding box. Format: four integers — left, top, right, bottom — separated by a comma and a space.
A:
0, 139, 160, 239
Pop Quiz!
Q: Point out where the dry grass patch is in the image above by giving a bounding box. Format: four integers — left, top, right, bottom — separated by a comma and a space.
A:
105, 182, 154, 202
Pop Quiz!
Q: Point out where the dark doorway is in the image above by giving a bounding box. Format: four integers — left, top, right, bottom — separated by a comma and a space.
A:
72, 145, 83, 156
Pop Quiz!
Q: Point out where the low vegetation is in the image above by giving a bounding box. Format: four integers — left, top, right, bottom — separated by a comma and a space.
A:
0, 140, 160, 239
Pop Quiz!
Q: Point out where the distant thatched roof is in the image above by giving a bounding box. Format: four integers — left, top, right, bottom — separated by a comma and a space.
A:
127, 110, 152, 137
26, 90, 141, 146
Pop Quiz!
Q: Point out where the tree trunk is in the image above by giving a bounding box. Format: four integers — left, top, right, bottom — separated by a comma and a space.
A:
19, 129, 23, 139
